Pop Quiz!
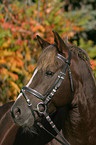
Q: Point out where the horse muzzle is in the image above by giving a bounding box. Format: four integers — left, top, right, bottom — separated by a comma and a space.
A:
10, 99, 36, 127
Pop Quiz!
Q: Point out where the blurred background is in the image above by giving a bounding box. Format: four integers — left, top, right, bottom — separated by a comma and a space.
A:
0, 0, 96, 106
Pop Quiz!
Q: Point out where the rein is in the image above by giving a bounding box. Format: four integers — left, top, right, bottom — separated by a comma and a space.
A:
20, 51, 73, 145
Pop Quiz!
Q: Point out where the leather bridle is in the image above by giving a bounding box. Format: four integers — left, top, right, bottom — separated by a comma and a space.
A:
20, 51, 73, 145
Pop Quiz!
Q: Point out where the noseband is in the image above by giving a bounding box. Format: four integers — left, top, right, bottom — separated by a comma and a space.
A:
21, 51, 73, 145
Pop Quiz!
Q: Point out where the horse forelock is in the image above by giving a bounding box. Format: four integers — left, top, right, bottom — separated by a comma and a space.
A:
37, 45, 57, 70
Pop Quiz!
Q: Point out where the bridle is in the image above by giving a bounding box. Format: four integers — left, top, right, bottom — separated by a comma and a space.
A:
21, 51, 73, 145
20, 51, 73, 145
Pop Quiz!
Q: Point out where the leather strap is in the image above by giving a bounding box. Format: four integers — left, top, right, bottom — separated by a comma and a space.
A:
21, 86, 45, 100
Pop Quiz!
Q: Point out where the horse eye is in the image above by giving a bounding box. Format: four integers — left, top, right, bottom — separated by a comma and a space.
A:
46, 71, 54, 77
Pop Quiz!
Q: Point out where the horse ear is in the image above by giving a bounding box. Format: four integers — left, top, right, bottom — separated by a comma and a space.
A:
37, 35, 50, 49
52, 31, 69, 56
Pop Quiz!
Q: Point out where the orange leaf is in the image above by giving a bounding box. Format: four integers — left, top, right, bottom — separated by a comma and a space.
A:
73, 26, 84, 32
32, 25, 45, 33
0, 58, 6, 64
16, 51, 23, 59
8, 72, 19, 81
90, 60, 96, 70
9, 80, 20, 92
0, 50, 14, 57
28, 64, 36, 73
2, 22, 10, 29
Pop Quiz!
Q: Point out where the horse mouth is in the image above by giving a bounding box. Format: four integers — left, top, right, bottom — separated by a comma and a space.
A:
21, 112, 58, 135
23, 110, 57, 129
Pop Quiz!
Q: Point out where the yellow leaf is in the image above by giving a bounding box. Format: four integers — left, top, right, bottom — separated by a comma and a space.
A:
8, 72, 18, 81
9, 81, 20, 92
12, 57, 24, 68
1, 68, 8, 75
1, 39, 11, 48
0, 50, 14, 57
32, 25, 45, 33
10, 67, 22, 73
16, 51, 23, 59
25, 53, 31, 61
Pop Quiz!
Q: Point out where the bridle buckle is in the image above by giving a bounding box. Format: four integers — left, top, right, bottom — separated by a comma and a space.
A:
37, 102, 47, 114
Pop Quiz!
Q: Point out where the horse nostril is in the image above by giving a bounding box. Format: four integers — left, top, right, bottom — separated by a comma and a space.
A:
13, 107, 21, 119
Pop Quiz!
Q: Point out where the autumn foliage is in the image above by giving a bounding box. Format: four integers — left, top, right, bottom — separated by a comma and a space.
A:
0, 0, 96, 104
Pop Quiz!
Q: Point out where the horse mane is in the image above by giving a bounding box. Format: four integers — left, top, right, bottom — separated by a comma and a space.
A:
72, 46, 89, 62
65, 42, 95, 82
64, 41, 90, 62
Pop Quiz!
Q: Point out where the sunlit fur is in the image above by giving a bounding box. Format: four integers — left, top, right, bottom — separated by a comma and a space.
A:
37, 45, 57, 70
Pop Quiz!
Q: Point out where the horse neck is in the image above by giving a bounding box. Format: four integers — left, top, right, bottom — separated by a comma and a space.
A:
73, 60, 96, 118
61, 60, 96, 144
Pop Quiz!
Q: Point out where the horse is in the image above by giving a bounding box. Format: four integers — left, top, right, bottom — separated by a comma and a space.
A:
0, 102, 62, 145
10, 30, 96, 145
0, 102, 19, 145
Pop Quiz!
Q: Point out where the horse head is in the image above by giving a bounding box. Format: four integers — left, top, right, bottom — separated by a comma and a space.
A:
11, 31, 96, 144
11, 31, 73, 127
